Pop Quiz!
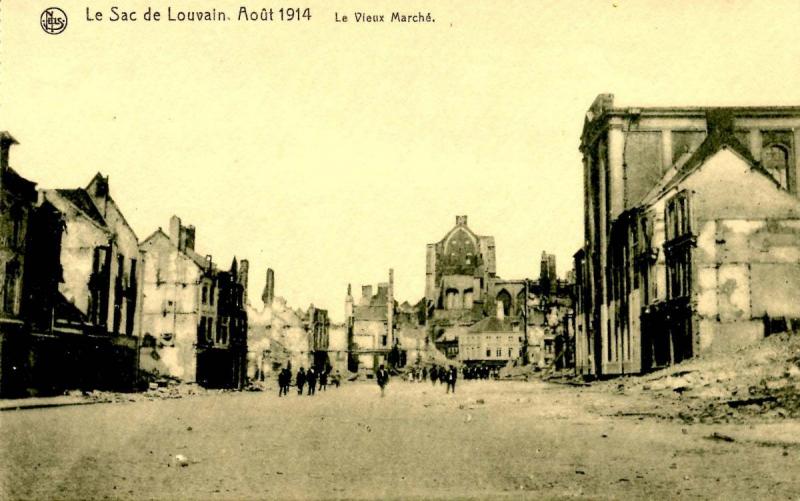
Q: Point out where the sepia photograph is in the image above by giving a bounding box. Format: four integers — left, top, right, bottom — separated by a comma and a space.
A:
2, 1, 800, 499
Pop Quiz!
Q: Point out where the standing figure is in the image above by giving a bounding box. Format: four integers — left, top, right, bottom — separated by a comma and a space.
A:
422, 367, 428, 382
307, 367, 317, 396
447, 365, 457, 394
296, 367, 306, 395
319, 367, 328, 392
430, 366, 438, 385
376, 364, 389, 397
277, 368, 287, 396
283, 367, 292, 396
332, 369, 342, 388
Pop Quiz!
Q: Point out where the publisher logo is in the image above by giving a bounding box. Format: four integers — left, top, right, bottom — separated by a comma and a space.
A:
41, 7, 68, 35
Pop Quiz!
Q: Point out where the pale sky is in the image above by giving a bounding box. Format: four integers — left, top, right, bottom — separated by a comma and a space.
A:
4, 1, 800, 321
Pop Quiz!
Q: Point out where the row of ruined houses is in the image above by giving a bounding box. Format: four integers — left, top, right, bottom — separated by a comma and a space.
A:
574, 95, 800, 377
0, 132, 248, 397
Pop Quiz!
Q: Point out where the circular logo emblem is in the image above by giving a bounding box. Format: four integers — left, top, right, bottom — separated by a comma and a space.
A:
40, 7, 68, 35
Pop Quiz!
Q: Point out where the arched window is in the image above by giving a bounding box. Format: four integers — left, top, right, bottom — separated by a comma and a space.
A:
445, 288, 460, 310
496, 289, 512, 317
762, 144, 789, 189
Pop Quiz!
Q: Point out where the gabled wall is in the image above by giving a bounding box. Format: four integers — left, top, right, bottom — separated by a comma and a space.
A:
678, 149, 800, 353
139, 232, 205, 381
44, 187, 142, 337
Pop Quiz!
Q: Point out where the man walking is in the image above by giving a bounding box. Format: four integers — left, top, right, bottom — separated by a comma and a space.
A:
447, 365, 457, 394
319, 367, 328, 392
283, 367, 292, 396
277, 367, 288, 397
307, 367, 317, 396
296, 367, 306, 395
376, 364, 389, 398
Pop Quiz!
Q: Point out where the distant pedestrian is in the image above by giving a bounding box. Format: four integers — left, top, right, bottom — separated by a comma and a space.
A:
376, 364, 389, 397
278, 367, 289, 396
284, 367, 293, 395
447, 365, 457, 394
438, 367, 447, 385
332, 369, 341, 388
422, 367, 428, 382
296, 367, 306, 395
319, 368, 328, 392
430, 366, 438, 385
307, 367, 317, 396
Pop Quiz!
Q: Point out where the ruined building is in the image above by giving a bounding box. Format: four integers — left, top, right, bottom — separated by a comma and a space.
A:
202, 258, 248, 389
140, 216, 248, 388
43, 173, 142, 340
306, 304, 330, 371
247, 270, 332, 378
346, 270, 398, 374
574, 94, 800, 377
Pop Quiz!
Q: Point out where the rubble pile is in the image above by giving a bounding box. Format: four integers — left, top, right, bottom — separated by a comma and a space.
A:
65, 379, 239, 405
499, 364, 534, 381
615, 331, 800, 421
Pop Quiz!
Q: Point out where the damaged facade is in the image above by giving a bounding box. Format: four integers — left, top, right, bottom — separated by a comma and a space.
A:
344, 271, 428, 374
345, 272, 397, 374
574, 94, 800, 377
139, 216, 247, 389
306, 304, 330, 371
199, 257, 248, 388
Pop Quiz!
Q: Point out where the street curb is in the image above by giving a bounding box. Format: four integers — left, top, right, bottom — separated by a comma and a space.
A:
0, 399, 106, 412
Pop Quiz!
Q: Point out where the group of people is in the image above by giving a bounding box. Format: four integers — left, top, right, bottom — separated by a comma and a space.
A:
277, 366, 341, 397
276, 362, 480, 399
405, 365, 459, 393
403, 364, 499, 388
462, 365, 499, 380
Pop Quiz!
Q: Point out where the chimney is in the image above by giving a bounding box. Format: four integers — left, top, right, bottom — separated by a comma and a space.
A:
238, 259, 249, 304
705, 109, 736, 138
361, 285, 373, 301
87, 173, 110, 201
262, 268, 275, 307
456, 215, 468, 226
169, 215, 181, 247
183, 225, 196, 251
345, 283, 354, 319
0, 131, 18, 173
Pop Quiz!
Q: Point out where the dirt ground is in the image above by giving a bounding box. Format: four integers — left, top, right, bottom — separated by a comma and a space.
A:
2, 380, 799, 500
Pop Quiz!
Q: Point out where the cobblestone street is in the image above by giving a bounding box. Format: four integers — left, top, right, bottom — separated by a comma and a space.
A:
2, 380, 799, 500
